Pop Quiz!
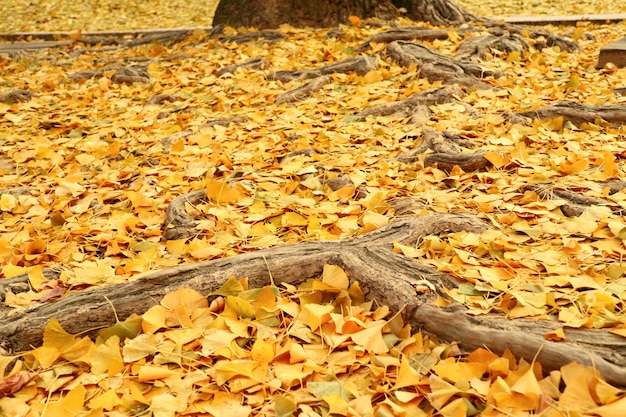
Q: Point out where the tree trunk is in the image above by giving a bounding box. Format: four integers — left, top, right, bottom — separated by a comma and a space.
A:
213, 0, 399, 29
392, 0, 476, 25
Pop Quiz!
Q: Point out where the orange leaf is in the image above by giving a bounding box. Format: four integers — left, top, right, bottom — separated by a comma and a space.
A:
206, 178, 242, 204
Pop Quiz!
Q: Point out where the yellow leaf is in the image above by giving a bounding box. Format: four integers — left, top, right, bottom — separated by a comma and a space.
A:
300, 303, 334, 331
321, 264, 349, 290
250, 337, 275, 363
2, 264, 27, 278
323, 394, 349, 415
206, 178, 242, 204
87, 389, 122, 411
149, 393, 181, 417
394, 355, 422, 389
225, 295, 256, 319
545, 327, 566, 341
122, 333, 159, 362
0, 193, 16, 211
350, 322, 388, 353
142, 305, 168, 334
588, 396, 626, 417
170, 138, 185, 153
90, 336, 125, 376
275, 397, 297, 417
44, 384, 85, 417
437, 397, 467, 417
509, 141, 529, 163
609, 328, 626, 338
348, 15, 362, 26
483, 151, 507, 169
160, 287, 208, 328
31, 345, 61, 368
28, 266, 47, 290
362, 70, 383, 84
281, 211, 308, 227
559, 153, 588, 174
197, 391, 252, 416
137, 365, 180, 382
510, 366, 542, 408
427, 374, 462, 409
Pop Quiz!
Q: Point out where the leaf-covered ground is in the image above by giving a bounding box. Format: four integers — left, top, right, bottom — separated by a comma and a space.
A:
2, 0, 626, 416
2, 0, 625, 32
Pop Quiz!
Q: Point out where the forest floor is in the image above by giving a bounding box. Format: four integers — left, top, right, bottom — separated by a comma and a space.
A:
2, 0, 626, 416
1, 0, 625, 32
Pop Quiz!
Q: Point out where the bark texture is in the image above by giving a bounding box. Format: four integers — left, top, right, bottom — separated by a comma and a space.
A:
213, 0, 398, 29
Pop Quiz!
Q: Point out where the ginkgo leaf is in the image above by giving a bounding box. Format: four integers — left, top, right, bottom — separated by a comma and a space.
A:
137, 365, 180, 382
394, 355, 421, 389
87, 389, 122, 411
321, 264, 349, 290
274, 396, 297, 417
350, 322, 388, 353
211, 276, 246, 296
206, 178, 242, 204
98, 313, 142, 342
43, 384, 85, 417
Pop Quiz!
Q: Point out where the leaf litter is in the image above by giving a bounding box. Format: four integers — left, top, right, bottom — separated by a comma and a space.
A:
2, 268, 626, 416
2, 0, 626, 415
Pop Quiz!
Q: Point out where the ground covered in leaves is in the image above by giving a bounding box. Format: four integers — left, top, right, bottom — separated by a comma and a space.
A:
2, 0, 626, 32
2, 1, 626, 416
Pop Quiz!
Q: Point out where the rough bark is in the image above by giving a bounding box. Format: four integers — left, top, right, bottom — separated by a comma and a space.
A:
213, 0, 398, 29
275, 75, 333, 104
267, 56, 378, 83
508, 101, 626, 127
3, 212, 626, 387
392, 0, 477, 25
358, 85, 465, 121
386, 41, 501, 89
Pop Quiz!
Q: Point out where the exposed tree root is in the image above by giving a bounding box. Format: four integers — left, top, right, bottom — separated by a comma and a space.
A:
275, 75, 333, 104
0, 90, 35, 104
2, 212, 626, 387
522, 184, 622, 217
216, 58, 271, 78
358, 85, 465, 122
224, 30, 285, 45
416, 304, 626, 388
424, 151, 490, 172
267, 56, 377, 83
396, 127, 478, 164
355, 26, 449, 52
385, 41, 501, 89
456, 32, 530, 59
508, 101, 626, 126
68, 66, 150, 84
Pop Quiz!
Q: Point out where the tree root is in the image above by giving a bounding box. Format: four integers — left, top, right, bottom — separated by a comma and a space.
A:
68, 66, 150, 84
216, 58, 271, 77
508, 101, 626, 127
275, 75, 333, 104
3, 211, 626, 387
355, 26, 449, 52
385, 41, 501, 89
359, 85, 465, 122
397, 127, 478, 164
267, 56, 377, 83
0, 90, 35, 104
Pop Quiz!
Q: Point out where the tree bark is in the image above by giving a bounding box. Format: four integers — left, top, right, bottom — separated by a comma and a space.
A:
213, 0, 399, 29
